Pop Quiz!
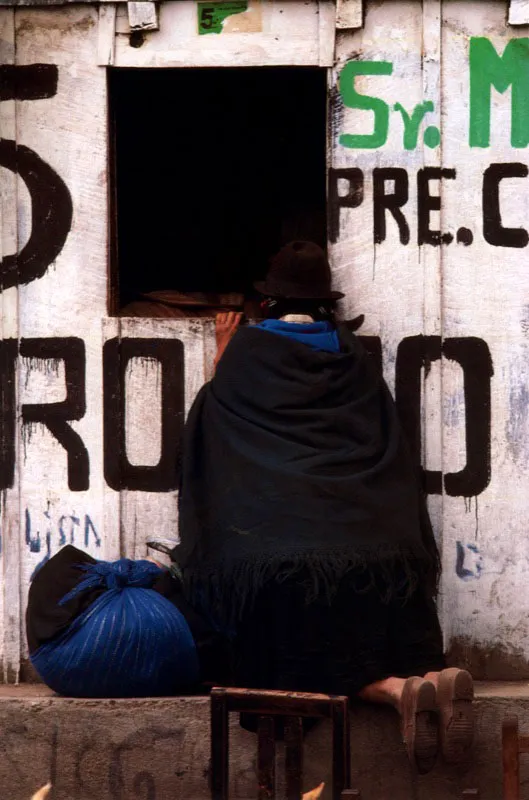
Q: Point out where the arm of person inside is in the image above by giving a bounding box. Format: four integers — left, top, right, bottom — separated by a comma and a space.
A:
214, 310, 243, 371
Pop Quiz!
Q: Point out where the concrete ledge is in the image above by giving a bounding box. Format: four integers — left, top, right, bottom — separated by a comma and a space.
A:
1, 683, 529, 799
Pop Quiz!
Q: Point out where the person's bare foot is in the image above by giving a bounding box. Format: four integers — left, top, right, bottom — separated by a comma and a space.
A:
358, 676, 406, 709
215, 311, 242, 368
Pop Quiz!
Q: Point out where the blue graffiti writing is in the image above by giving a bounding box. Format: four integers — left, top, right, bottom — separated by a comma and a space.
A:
26, 507, 101, 579
456, 541, 484, 581
84, 513, 101, 548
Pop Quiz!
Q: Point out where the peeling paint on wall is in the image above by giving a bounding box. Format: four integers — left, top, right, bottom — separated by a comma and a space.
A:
506, 379, 529, 467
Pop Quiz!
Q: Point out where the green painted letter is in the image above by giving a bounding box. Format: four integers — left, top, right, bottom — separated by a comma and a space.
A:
339, 61, 393, 149
394, 101, 436, 150
470, 37, 529, 148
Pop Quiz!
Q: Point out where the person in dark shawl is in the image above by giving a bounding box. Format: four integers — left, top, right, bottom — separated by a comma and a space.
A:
173, 241, 474, 773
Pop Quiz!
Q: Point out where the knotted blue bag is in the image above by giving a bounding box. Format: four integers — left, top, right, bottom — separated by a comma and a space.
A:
31, 558, 199, 697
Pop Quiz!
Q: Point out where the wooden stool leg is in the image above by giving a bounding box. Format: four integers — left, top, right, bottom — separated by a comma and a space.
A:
211, 689, 229, 800
331, 698, 351, 800
503, 717, 520, 800
285, 716, 303, 800
257, 716, 276, 800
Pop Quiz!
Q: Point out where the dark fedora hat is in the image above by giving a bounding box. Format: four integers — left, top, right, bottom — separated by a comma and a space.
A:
254, 241, 344, 300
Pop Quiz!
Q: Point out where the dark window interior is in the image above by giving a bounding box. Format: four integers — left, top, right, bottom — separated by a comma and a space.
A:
109, 67, 327, 315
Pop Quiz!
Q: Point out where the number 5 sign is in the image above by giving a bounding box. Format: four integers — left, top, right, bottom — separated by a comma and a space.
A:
197, 1, 260, 35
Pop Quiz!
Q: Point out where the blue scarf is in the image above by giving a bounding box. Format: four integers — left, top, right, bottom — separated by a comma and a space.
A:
256, 319, 340, 353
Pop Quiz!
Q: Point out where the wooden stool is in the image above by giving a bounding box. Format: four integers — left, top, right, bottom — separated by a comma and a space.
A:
210, 687, 355, 800
502, 716, 529, 800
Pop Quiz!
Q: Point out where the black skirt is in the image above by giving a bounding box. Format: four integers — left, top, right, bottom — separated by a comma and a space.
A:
233, 568, 445, 698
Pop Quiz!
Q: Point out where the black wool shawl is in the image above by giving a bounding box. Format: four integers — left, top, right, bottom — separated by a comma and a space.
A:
175, 324, 440, 631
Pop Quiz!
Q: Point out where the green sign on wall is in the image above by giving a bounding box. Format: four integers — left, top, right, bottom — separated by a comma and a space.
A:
197, 1, 248, 35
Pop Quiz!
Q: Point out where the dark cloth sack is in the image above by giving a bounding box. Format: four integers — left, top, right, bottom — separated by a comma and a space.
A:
27, 546, 200, 697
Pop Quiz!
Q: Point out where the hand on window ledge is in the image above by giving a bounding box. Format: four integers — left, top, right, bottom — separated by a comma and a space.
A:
214, 311, 243, 370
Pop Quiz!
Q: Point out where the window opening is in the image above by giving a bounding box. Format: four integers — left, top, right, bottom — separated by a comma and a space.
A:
108, 66, 328, 318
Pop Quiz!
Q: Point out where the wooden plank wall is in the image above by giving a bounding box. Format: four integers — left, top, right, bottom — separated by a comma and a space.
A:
331, 0, 529, 677
0, 0, 329, 677
0, 0, 528, 679
113, 0, 335, 67
0, 7, 20, 682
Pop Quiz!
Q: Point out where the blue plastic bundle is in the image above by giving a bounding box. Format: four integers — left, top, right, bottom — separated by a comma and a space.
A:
30, 558, 199, 697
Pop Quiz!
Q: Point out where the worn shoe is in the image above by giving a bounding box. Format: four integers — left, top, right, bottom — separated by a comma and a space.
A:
400, 676, 439, 774
436, 668, 474, 763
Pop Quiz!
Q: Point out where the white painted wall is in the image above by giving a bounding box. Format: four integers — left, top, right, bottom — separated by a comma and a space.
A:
0, 0, 527, 679
332, 0, 529, 675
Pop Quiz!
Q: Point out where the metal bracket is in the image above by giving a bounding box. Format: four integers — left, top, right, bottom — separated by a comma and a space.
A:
335, 0, 363, 30
509, 0, 529, 25
127, 1, 159, 32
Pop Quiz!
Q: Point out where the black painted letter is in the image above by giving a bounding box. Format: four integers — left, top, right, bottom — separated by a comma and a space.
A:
103, 338, 185, 492
373, 167, 410, 245
0, 141, 73, 290
0, 64, 58, 102
483, 162, 529, 248
395, 335, 493, 497
328, 168, 364, 244
0, 339, 18, 490
443, 337, 493, 497
395, 335, 443, 494
417, 167, 456, 245
0, 66, 72, 289
21, 338, 89, 491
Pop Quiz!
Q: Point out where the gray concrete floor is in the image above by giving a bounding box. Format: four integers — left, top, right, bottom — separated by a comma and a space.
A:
1, 683, 528, 800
